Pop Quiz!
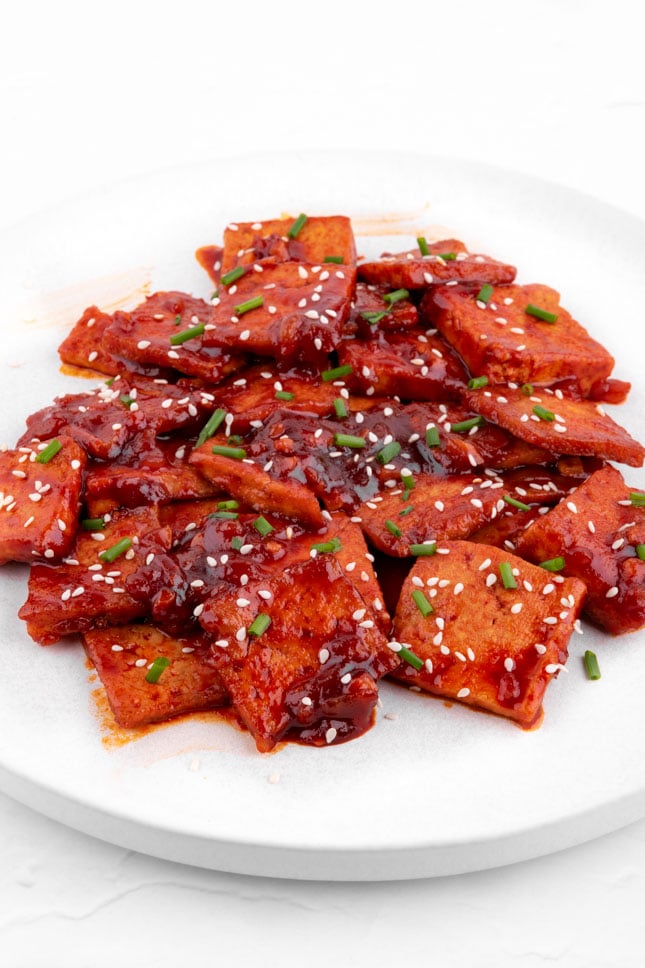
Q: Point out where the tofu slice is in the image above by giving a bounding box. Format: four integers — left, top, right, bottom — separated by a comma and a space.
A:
357, 238, 516, 290
219, 215, 357, 274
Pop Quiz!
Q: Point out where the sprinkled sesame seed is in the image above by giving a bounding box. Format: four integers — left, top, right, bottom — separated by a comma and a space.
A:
325, 727, 337, 744
457, 688, 470, 699
606, 586, 619, 598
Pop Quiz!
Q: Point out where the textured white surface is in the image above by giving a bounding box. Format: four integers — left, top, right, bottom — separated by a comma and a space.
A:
2, 1, 645, 964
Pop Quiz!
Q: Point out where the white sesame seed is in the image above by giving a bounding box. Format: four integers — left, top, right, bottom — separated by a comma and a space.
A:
457, 688, 470, 699
606, 586, 619, 598
325, 727, 337, 744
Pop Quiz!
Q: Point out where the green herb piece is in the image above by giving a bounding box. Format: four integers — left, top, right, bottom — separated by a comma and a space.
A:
467, 376, 489, 389
629, 492, 645, 507
437, 252, 456, 261
248, 613, 272, 637
120, 394, 135, 408
397, 644, 424, 671
212, 510, 238, 520
409, 542, 437, 556
322, 364, 353, 382
220, 265, 246, 286
503, 495, 532, 511
584, 650, 601, 680
211, 445, 247, 459
425, 426, 440, 447
401, 470, 415, 492
417, 236, 430, 256
385, 519, 402, 537
333, 433, 365, 449
105, 377, 115, 387
35, 439, 62, 464
169, 322, 205, 345
195, 408, 227, 448
411, 589, 434, 617
81, 517, 106, 531
234, 295, 264, 315
217, 499, 239, 510
532, 405, 555, 422
451, 415, 485, 433
174, 314, 182, 325
499, 561, 517, 589
636, 544, 645, 560
287, 213, 308, 238
333, 397, 348, 418
311, 536, 342, 554
323, 255, 343, 264
383, 288, 409, 307
360, 310, 389, 326
476, 284, 494, 305
253, 516, 274, 537
399, 505, 414, 516
526, 303, 558, 324
145, 656, 170, 683
539, 556, 565, 572
376, 440, 401, 464
99, 537, 133, 563
521, 383, 534, 396
275, 390, 295, 401
231, 535, 244, 551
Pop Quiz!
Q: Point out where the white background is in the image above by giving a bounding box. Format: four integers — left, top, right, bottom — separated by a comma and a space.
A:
1, 2, 644, 966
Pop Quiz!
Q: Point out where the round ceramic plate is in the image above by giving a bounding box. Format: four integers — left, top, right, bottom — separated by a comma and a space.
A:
0, 150, 644, 881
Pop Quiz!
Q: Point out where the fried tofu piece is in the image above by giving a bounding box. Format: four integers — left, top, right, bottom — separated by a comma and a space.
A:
205, 259, 355, 365
391, 540, 586, 728
0, 437, 86, 565
58, 306, 122, 377
515, 464, 645, 634
461, 384, 645, 467
102, 292, 247, 383
200, 554, 397, 751
18, 506, 172, 645
83, 623, 228, 728
337, 328, 469, 402
194, 244, 224, 286
357, 238, 516, 290
423, 282, 615, 397
347, 281, 419, 335
219, 215, 357, 274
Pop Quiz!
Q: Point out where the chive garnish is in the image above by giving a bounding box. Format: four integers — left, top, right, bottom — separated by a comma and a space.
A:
248, 613, 272, 637
409, 542, 437, 556
145, 656, 170, 684
323, 255, 343, 264
399, 505, 414, 516
81, 517, 106, 530
637, 544, 645, 560
212, 510, 239, 520
437, 252, 456, 261
105, 377, 115, 387
333, 397, 348, 418
231, 536, 243, 551
476, 284, 493, 305
425, 426, 440, 447
174, 314, 182, 325
169, 322, 205, 345
35, 439, 62, 464
417, 236, 430, 256
220, 265, 246, 286
360, 310, 389, 326
532, 405, 555, 422
629, 492, 645, 507
451, 415, 485, 433
584, 650, 601, 680
311, 536, 342, 554
521, 383, 534, 396
411, 589, 434, 617
234, 295, 263, 315
499, 561, 517, 588
376, 440, 401, 464
322, 364, 353, 382
120, 394, 135, 408
397, 644, 424, 671
539, 556, 565, 572
275, 390, 295, 401
526, 303, 558, 324
253, 516, 274, 537
195, 408, 227, 448
287, 213, 308, 238
503, 495, 532, 511
385, 519, 402, 537
383, 288, 409, 307
211, 444, 246, 459
99, 537, 133, 563
467, 376, 489, 389
217, 499, 239, 510
333, 433, 365, 449
401, 471, 415, 492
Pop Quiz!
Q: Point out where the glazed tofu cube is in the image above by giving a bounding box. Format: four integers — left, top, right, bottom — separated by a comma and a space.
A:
219, 214, 357, 274
515, 464, 645, 634
357, 238, 516, 290
58, 306, 122, 377
391, 539, 586, 728
0, 437, 86, 564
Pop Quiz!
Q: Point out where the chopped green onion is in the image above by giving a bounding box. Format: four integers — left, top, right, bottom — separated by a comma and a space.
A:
145, 656, 170, 684
385, 519, 401, 537
220, 265, 246, 286
476, 284, 493, 305
383, 288, 409, 307
467, 376, 489, 389
360, 310, 389, 326
174, 314, 182, 325
532, 405, 555, 422
499, 561, 517, 589
437, 252, 456, 261
409, 542, 437, 557
212, 510, 238, 520
333, 397, 348, 418
217, 499, 239, 510
411, 589, 433, 617
401, 471, 415, 492
323, 255, 343, 264
583, 650, 601, 680
311, 536, 342, 554
539, 556, 565, 572
417, 236, 430, 256
81, 517, 105, 531
376, 440, 401, 464
104, 377, 115, 387
248, 613, 272, 637
399, 505, 414, 517
211, 444, 246, 459
287, 213, 308, 238
521, 383, 534, 396
99, 537, 133, 563
120, 394, 135, 408
35, 439, 62, 464
234, 295, 264, 315
629, 491, 645, 507
275, 390, 294, 401
253, 516, 274, 537
322, 364, 353, 382
526, 303, 558, 324
636, 544, 645, 560
397, 644, 424, 671
451, 415, 485, 433
195, 408, 227, 448
169, 322, 205, 345
503, 495, 532, 511
231, 535, 243, 551
425, 426, 440, 447
333, 433, 365, 449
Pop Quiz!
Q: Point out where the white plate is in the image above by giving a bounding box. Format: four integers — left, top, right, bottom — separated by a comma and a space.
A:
1, 150, 644, 881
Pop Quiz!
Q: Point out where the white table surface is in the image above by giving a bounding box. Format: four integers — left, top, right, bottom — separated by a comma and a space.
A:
1, 3, 644, 965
